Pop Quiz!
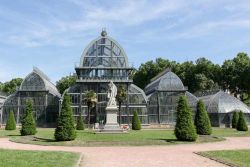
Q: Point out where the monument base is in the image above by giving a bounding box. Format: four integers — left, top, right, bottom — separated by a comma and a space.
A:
98, 106, 127, 133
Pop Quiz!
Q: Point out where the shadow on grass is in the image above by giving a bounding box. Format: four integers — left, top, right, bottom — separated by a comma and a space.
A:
7, 135, 21, 137
33, 136, 56, 142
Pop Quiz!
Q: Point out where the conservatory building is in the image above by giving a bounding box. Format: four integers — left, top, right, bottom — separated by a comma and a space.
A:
67, 30, 148, 125
1, 67, 61, 127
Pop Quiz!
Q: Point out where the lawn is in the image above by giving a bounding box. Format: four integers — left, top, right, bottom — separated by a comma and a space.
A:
198, 150, 250, 167
0, 128, 249, 146
0, 149, 80, 167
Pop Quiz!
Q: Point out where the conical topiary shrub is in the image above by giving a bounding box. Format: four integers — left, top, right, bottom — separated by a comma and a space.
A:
175, 96, 197, 141
232, 111, 239, 129
76, 111, 84, 130
20, 100, 37, 136
5, 111, 16, 130
194, 100, 212, 135
237, 111, 248, 131
54, 93, 76, 141
132, 111, 141, 130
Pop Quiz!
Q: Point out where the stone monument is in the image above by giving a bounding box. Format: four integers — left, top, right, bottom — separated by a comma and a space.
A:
99, 81, 124, 133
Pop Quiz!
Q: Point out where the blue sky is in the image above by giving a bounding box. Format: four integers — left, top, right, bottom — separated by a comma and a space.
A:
1, 0, 250, 83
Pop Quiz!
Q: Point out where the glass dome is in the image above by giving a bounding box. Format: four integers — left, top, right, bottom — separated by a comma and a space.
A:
79, 30, 129, 68
200, 91, 250, 113
145, 71, 185, 95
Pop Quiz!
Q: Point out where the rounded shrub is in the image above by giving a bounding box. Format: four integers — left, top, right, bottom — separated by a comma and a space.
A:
194, 100, 212, 135
237, 111, 248, 131
76, 112, 84, 130
20, 100, 37, 136
5, 111, 16, 130
132, 111, 141, 130
175, 96, 197, 141
232, 111, 239, 129
54, 93, 76, 141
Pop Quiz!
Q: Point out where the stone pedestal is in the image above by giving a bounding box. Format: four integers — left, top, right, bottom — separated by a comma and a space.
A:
98, 106, 124, 133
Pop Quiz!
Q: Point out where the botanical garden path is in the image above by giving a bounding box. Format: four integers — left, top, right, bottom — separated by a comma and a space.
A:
0, 137, 250, 167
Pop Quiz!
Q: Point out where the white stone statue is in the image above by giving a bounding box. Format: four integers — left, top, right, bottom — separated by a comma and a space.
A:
107, 81, 117, 107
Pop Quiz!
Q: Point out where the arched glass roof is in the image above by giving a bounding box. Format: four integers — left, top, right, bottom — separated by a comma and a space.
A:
199, 91, 250, 113
79, 30, 129, 68
20, 67, 60, 97
186, 91, 198, 107
145, 70, 185, 95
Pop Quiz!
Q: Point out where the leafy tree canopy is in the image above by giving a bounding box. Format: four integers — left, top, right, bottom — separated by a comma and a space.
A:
56, 75, 76, 94
1, 78, 23, 94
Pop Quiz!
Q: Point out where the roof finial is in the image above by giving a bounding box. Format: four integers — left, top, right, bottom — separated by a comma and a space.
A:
101, 28, 107, 37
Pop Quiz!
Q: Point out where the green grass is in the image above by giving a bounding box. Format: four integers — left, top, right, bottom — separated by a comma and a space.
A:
0, 149, 80, 167
199, 150, 250, 167
0, 128, 249, 146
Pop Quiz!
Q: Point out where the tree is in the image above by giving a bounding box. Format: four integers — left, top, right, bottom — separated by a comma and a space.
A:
56, 75, 76, 94
175, 96, 197, 141
54, 93, 76, 141
132, 111, 141, 130
76, 111, 84, 130
232, 111, 239, 129
5, 111, 16, 130
236, 111, 248, 131
20, 100, 37, 136
194, 100, 212, 135
2, 78, 23, 94
116, 85, 126, 125
84, 90, 97, 129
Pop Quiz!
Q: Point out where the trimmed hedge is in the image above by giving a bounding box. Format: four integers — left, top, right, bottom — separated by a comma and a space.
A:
194, 100, 212, 135
232, 111, 239, 129
175, 96, 197, 141
54, 93, 76, 141
237, 111, 248, 131
76, 112, 84, 130
132, 111, 141, 130
20, 100, 37, 136
5, 111, 16, 130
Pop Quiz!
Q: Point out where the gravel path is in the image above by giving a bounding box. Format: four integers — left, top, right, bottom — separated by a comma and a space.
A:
0, 137, 250, 167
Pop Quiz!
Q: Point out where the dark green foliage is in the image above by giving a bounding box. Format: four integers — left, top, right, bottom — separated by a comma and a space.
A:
1, 78, 23, 94
132, 111, 141, 130
54, 93, 76, 141
175, 96, 197, 141
56, 75, 76, 94
5, 111, 16, 130
232, 112, 239, 129
237, 111, 248, 131
76, 112, 84, 130
20, 100, 37, 136
84, 90, 97, 128
194, 100, 212, 135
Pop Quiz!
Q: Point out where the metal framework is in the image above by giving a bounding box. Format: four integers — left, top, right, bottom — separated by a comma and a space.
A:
2, 67, 60, 126
199, 91, 250, 127
67, 30, 148, 125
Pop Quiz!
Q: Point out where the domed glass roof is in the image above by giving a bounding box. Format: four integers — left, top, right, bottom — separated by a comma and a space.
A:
199, 91, 250, 113
145, 70, 185, 95
79, 30, 129, 68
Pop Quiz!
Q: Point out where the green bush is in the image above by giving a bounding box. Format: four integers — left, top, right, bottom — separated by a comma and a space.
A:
132, 111, 141, 130
194, 100, 212, 135
76, 112, 84, 130
54, 93, 76, 141
175, 96, 197, 141
237, 111, 248, 131
5, 111, 16, 130
232, 111, 239, 129
20, 100, 37, 136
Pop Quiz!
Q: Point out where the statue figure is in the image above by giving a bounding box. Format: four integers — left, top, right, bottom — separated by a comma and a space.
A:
107, 81, 117, 107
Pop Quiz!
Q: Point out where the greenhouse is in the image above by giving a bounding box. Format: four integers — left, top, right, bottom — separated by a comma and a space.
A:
67, 30, 148, 125
1, 67, 61, 127
145, 69, 198, 125
199, 91, 250, 127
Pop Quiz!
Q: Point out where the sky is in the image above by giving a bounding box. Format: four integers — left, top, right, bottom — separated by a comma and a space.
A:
1, 0, 250, 83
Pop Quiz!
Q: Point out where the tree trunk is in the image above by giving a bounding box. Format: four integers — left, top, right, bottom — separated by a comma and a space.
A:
88, 105, 90, 129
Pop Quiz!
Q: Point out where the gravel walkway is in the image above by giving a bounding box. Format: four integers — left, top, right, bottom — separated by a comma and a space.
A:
0, 137, 250, 167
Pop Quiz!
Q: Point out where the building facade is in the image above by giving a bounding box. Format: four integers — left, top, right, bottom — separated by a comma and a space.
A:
2, 67, 60, 127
